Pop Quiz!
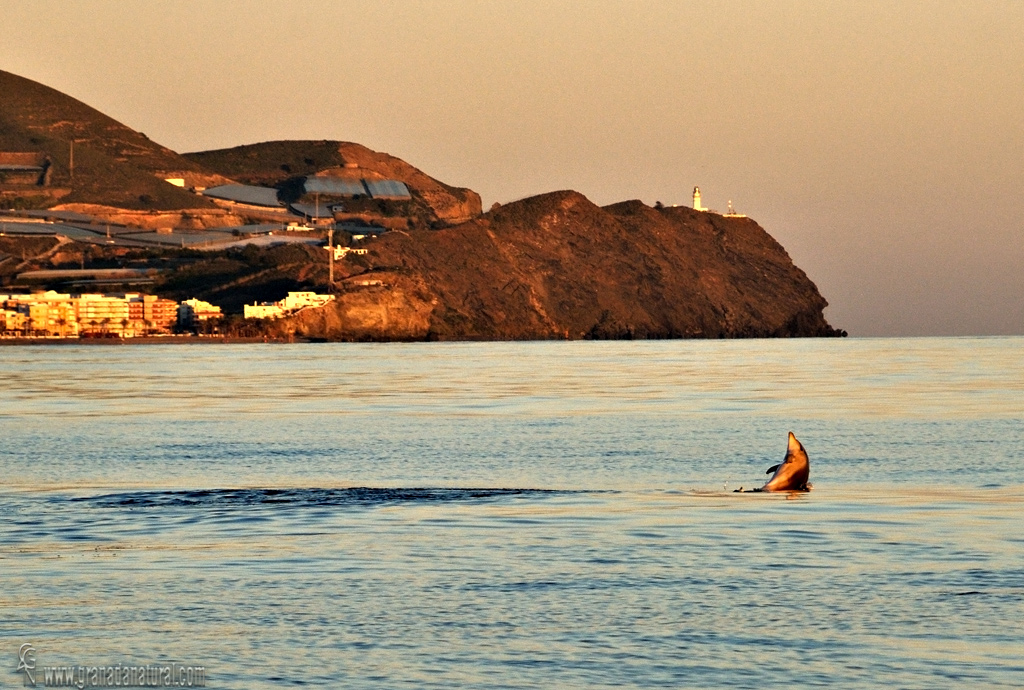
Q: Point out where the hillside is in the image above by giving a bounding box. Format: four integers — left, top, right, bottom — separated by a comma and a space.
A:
0, 70, 225, 210
1, 71, 480, 226
0, 69, 842, 340
275, 191, 842, 340
184, 140, 481, 225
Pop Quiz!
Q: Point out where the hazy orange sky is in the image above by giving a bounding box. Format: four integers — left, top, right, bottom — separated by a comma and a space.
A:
3, 0, 1022, 336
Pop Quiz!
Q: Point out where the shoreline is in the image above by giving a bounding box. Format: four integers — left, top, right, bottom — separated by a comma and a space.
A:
0, 332, 856, 346
0, 335, 291, 346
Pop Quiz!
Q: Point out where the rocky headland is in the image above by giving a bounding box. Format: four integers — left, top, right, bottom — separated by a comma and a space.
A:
1, 68, 843, 340
273, 191, 841, 341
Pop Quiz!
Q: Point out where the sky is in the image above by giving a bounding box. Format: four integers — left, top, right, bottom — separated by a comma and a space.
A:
2, 0, 1022, 336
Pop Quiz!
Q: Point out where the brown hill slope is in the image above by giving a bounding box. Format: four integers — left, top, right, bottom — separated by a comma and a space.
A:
184, 140, 481, 224
279, 191, 841, 340
0, 70, 224, 209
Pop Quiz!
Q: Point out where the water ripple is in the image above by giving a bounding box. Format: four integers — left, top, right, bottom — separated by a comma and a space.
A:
72, 487, 585, 509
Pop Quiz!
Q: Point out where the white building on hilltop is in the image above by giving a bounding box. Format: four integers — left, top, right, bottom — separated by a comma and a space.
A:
244, 292, 334, 320
279, 292, 333, 311
723, 200, 747, 218
693, 187, 705, 212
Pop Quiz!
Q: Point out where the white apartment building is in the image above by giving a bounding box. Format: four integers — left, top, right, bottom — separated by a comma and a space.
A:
244, 292, 334, 320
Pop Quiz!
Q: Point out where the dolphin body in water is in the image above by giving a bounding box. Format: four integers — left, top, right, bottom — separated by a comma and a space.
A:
735, 432, 811, 492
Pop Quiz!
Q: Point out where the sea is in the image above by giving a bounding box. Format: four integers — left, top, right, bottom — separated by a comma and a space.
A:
1, 338, 1022, 689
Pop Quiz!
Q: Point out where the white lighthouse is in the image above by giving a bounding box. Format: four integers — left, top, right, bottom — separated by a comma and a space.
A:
693, 186, 705, 211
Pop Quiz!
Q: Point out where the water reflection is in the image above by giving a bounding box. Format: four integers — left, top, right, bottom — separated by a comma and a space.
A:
1, 339, 1023, 688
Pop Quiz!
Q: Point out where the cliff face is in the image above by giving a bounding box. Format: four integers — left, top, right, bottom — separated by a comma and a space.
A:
277, 191, 841, 341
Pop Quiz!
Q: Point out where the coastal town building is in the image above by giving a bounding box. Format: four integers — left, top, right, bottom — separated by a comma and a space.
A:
178, 298, 223, 329
244, 303, 286, 320
278, 292, 334, 311
327, 245, 369, 260
76, 294, 131, 335
141, 294, 180, 331
693, 187, 705, 212
2, 291, 80, 337
244, 291, 334, 320
0, 291, 215, 338
0, 306, 27, 333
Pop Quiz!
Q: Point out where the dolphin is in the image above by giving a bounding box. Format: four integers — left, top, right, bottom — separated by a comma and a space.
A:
735, 432, 811, 492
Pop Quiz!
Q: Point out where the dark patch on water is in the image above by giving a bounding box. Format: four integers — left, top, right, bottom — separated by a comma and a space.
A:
72, 487, 583, 510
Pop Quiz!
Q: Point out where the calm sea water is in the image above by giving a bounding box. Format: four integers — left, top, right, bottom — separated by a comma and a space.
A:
1, 338, 1022, 688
